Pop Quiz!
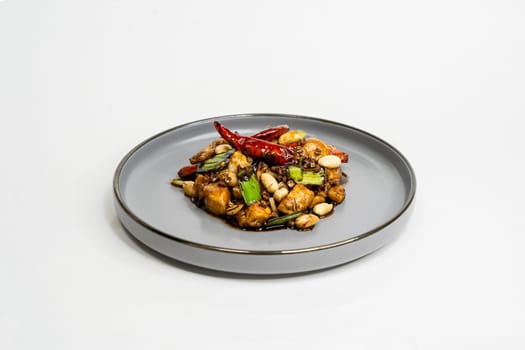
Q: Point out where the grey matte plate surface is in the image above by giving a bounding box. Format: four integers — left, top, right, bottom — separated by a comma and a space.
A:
114, 114, 416, 274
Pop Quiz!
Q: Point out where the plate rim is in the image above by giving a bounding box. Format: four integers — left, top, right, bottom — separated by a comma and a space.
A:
113, 113, 416, 256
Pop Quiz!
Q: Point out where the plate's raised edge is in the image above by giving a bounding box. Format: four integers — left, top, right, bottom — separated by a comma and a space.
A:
113, 113, 416, 256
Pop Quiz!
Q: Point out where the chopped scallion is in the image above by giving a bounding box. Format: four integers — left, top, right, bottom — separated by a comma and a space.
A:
299, 169, 325, 185
288, 166, 303, 181
264, 212, 304, 227
288, 166, 324, 185
170, 178, 184, 187
239, 174, 262, 205
197, 149, 234, 172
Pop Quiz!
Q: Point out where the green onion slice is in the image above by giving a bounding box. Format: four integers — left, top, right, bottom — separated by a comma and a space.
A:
264, 212, 304, 227
197, 149, 234, 172
288, 166, 325, 185
239, 173, 262, 205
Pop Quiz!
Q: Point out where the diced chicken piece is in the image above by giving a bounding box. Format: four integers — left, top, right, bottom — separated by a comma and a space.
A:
189, 143, 215, 164
277, 184, 314, 215
295, 214, 319, 229
194, 174, 211, 200
309, 194, 325, 208
189, 138, 228, 164
203, 183, 230, 216
325, 167, 342, 185
302, 138, 329, 160
227, 151, 251, 186
236, 201, 272, 228
328, 185, 345, 204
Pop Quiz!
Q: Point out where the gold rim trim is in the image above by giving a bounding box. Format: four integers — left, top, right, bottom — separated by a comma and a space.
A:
113, 113, 416, 256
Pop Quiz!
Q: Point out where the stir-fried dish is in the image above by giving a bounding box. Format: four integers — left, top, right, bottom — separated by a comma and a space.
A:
171, 122, 349, 231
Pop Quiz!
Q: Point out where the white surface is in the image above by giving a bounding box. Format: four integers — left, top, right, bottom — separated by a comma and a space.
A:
1, 0, 524, 349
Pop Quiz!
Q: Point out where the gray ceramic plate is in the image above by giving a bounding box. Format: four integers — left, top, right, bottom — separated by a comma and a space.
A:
113, 114, 416, 274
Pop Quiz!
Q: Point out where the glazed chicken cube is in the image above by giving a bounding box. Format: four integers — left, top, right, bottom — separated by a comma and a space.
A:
236, 201, 272, 228
325, 167, 342, 185
328, 185, 345, 204
203, 183, 230, 216
194, 174, 211, 200
189, 138, 228, 164
277, 184, 314, 215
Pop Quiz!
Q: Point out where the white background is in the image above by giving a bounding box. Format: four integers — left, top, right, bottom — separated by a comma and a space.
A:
1, 0, 524, 349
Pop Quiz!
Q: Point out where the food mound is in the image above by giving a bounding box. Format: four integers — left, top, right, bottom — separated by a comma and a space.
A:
171, 122, 349, 231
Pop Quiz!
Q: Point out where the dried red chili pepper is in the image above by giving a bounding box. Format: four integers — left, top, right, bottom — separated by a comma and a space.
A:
250, 125, 289, 141
214, 121, 295, 165
329, 148, 349, 163
177, 164, 198, 179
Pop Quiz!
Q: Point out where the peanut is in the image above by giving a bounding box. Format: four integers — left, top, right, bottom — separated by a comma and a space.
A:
215, 144, 232, 154
278, 130, 305, 145
313, 202, 333, 216
261, 173, 279, 193
295, 214, 319, 229
273, 187, 289, 202
182, 181, 195, 197
318, 155, 341, 169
